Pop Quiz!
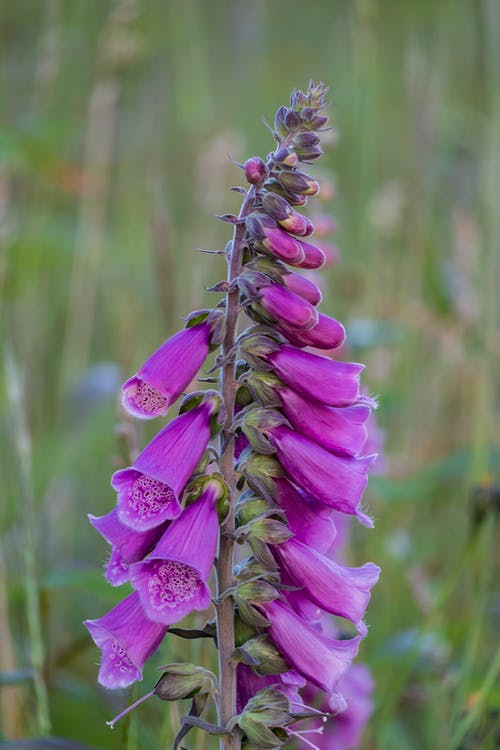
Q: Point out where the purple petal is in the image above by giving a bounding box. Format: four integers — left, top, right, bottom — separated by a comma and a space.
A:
268, 346, 363, 406
274, 538, 380, 628
277, 312, 346, 350
84, 592, 167, 689
129, 484, 219, 625
259, 285, 319, 330
273, 477, 336, 554
261, 600, 362, 708
277, 388, 370, 457
121, 323, 211, 419
112, 468, 182, 531
267, 425, 375, 525
282, 271, 322, 306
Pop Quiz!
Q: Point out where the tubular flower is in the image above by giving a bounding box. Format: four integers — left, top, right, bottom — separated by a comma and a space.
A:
112, 399, 216, 531
129, 480, 219, 625
121, 320, 213, 419
264, 424, 375, 526
89, 508, 167, 586
267, 345, 364, 406
272, 537, 380, 633
84, 592, 167, 689
259, 600, 362, 710
256, 283, 319, 330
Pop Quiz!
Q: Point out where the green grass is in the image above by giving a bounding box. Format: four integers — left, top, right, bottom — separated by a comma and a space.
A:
1, 1, 499, 748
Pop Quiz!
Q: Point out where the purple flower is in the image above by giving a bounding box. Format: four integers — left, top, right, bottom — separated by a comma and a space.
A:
122, 322, 211, 419
89, 508, 166, 586
276, 388, 370, 457
293, 239, 327, 269
273, 538, 380, 633
84, 592, 167, 689
112, 401, 214, 531
272, 477, 336, 554
129, 481, 219, 625
265, 425, 375, 526
277, 311, 346, 350
260, 600, 362, 709
267, 345, 364, 406
257, 284, 319, 330
282, 271, 322, 306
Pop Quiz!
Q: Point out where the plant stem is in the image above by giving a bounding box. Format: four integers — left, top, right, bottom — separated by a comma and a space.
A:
216, 186, 255, 749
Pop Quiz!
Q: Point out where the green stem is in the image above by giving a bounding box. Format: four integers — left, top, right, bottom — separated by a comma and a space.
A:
216, 186, 255, 750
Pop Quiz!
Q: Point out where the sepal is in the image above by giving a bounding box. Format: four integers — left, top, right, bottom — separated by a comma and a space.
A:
233, 635, 289, 675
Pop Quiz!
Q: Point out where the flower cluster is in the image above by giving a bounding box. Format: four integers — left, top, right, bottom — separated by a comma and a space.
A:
85, 82, 379, 750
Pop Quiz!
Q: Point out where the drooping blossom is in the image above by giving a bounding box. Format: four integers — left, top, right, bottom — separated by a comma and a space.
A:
272, 537, 380, 633
129, 480, 219, 625
264, 424, 375, 526
112, 399, 216, 531
121, 320, 212, 419
237, 665, 306, 714
259, 600, 362, 710
271, 477, 336, 554
266, 346, 364, 406
89, 508, 167, 586
84, 592, 167, 689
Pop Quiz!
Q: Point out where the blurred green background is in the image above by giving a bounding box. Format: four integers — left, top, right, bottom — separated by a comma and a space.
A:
1, 1, 499, 748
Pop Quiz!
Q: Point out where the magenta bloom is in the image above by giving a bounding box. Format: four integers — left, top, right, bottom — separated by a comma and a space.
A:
293, 239, 327, 269
266, 425, 374, 526
122, 322, 211, 419
273, 538, 380, 632
89, 508, 166, 586
267, 346, 363, 406
129, 482, 219, 625
84, 592, 167, 689
282, 271, 322, 306
276, 387, 370, 457
112, 401, 214, 531
272, 477, 336, 554
276, 312, 346, 350
258, 284, 319, 329
260, 600, 362, 709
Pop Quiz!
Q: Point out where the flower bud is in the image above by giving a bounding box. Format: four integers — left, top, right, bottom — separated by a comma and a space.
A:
274, 105, 288, 139
274, 147, 298, 168
296, 144, 323, 162
278, 170, 320, 197
154, 662, 216, 701
284, 108, 300, 131
244, 157, 267, 184
293, 132, 320, 149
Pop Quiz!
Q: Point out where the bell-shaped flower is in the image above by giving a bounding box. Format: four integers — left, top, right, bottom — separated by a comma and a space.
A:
267, 345, 363, 406
273, 538, 380, 633
272, 477, 336, 554
293, 239, 327, 269
256, 284, 319, 330
122, 320, 212, 419
265, 425, 375, 526
276, 387, 370, 457
89, 508, 167, 586
129, 480, 220, 625
282, 271, 322, 306
259, 600, 362, 710
84, 592, 167, 689
112, 399, 216, 531
276, 312, 346, 350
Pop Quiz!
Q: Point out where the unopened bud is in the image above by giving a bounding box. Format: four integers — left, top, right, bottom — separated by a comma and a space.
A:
234, 635, 289, 675
244, 157, 267, 184
154, 663, 216, 701
284, 108, 301, 131
274, 105, 288, 139
274, 147, 298, 168
294, 132, 320, 148
278, 170, 320, 196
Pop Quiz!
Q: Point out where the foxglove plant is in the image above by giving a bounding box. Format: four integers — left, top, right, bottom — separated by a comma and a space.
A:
86, 82, 380, 750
